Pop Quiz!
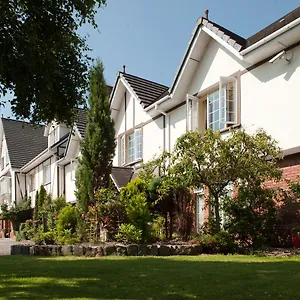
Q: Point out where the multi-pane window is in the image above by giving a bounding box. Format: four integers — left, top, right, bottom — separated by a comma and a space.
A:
187, 77, 238, 132
43, 161, 51, 184
120, 129, 142, 165
0, 177, 11, 195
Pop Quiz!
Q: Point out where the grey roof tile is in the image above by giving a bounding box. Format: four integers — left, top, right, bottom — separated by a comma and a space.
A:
121, 73, 169, 108
1, 118, 48, 169
246, 7, 300, 48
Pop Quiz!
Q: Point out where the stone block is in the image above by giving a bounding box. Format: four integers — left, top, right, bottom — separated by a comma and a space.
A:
85, 246, 97, 257
103, 245, 116, 256
96, 246, 104, 257
116, 244, 127, 256
158, 245, 170, 256
11, 245, 22, 255
138, 244, 148, 256
21, 245, 30, 256
148, 244, 158, 256
61, 245, 73, 256
127, 244, 138, 256
73, 245, 84, 256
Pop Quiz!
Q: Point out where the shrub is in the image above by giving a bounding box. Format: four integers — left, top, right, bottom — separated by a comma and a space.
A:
120, 178, 152, 242
33, 230, 57, 245
224, 181, 278, 249
152, 216, 166, 241
56, 205, 78, 244
16, 219, 36, 241
115, 224, 142, 244
190, 231, 236, 254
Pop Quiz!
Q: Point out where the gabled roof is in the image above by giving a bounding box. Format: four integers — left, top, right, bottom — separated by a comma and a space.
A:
1, 118, 48, 169
121, 72, 169, 108
200, 18, 246, 51
246, 7, 300, 47
110, 166, 134, 191
74, 108, 87, 139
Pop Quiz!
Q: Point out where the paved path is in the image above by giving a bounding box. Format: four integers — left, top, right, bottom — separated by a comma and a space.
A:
0, 238, 18, 255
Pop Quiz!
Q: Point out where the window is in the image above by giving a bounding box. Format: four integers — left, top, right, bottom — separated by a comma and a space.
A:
120, 129, 142, 165
43, 161, 51, 184
187, 76, 238, 132
28, 172, 35, 192
71, 159, 78, 181
49, 126, 59, 145
0, 177, 11, 195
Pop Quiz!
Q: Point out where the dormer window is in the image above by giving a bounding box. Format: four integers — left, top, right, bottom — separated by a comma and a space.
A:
49, 126, 59, 145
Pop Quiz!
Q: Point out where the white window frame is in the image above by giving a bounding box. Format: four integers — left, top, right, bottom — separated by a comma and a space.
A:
71, 159, 78, 181
0, 176, 11, 195
43, 160, 51, 185
187, 76, 238, 133
120, 128, 143, 166
28, 172, 36, 193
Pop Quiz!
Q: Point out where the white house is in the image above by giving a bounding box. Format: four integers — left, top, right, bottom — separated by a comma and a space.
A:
110, 7, 300, 228
1, 7, 300, 233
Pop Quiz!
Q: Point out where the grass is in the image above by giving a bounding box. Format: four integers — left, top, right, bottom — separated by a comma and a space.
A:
1, 255, 300, 299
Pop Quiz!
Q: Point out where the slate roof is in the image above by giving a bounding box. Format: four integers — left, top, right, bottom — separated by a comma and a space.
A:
200, 18, 246, 51
74, 108, 87, 139
1, 118, 48, 169
111, 166, 134, 190
74, 86, 113, 139
246, 7, 300, 48
121, 72, 169, 108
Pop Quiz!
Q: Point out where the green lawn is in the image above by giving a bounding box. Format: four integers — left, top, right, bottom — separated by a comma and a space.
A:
1, 255, 300, 300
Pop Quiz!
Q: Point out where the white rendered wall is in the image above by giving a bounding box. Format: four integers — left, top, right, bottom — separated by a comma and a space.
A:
65, 163, 76, 203
241, 44, 300, 150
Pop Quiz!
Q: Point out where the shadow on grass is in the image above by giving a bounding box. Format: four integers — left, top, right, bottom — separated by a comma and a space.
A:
0, 255, 300, 300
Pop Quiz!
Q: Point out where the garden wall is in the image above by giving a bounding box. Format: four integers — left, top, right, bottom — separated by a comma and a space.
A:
11, 243, 205, 257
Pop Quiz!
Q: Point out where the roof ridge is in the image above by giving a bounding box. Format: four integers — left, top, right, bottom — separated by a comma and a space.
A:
1, 117, 43, 127
120, 72, 169, 88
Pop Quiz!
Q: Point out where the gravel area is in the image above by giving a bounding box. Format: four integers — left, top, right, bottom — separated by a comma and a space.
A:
0, 238, 18, 255
0, 238, 34, 256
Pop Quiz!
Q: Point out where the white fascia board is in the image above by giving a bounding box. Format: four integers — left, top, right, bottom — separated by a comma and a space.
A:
20, 148, 50, 173
144, 94, 171, 112
120, 75, 141, 104
171, 27, 203, 97
110, 76, 122, 110
110, 174, 120, 192
201, 26, 244, 60
241, 17, 300, 56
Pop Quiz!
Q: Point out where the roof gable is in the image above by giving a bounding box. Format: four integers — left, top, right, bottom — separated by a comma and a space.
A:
121, 72, 169, 108
1, 118, 48, 169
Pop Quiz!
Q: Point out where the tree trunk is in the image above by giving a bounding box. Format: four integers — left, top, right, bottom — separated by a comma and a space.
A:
214, 196, 221, 233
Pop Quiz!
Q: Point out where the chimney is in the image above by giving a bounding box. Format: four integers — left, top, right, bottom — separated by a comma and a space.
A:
123, 65, 126, 73
204, 9, 209, 20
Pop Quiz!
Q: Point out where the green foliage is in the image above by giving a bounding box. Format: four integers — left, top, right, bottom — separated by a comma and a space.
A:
115, 224, 142, 244
0, 0, 106, 124
224, 180, 278, 249
152, 216, 166, 241
76, 60, 116, 212
172, 129, 282, 232
191, 231, 236, 254
57, 205, 78, 237
33, 230, 57, 245
120, 178, 152, 242
16, 219, 36, 241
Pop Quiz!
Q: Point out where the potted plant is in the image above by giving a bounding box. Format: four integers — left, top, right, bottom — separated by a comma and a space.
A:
291, 226, 300, 248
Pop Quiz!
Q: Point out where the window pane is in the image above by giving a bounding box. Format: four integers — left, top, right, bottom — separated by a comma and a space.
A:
127, 133, 135, 163
135, 130, 142, 160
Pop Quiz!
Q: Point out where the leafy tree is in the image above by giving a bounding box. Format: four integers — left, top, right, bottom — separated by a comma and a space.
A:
224, 179, 278, 248
172, 129, 282, 233
0, 0, 106, 124
76, 60, 116, 212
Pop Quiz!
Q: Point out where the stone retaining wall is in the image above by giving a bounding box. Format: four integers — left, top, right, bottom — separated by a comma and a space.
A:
11, 243, 203, 257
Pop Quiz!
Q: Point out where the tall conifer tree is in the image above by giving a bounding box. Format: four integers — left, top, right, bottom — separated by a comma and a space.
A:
76, 61, 116, 212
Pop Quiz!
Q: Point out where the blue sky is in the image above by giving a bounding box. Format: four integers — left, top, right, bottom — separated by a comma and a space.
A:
1, 1, 299, 118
